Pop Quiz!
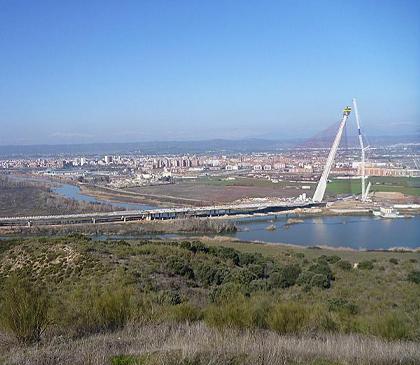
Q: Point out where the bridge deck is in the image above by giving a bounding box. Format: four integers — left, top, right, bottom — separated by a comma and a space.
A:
0, 201, 320, 226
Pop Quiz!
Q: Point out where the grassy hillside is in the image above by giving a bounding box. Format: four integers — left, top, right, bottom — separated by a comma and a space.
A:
0, 236, 419, 364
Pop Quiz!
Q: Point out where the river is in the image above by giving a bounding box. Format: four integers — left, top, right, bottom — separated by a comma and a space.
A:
52, 184, 157, 211
53, 183, 420, 250
230, 215, 420, 250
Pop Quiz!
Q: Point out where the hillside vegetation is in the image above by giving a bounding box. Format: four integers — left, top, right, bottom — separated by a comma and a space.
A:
0, 236, 419, 364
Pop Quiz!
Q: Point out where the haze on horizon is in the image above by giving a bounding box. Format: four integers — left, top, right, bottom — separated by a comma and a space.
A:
0, 0, 419, 146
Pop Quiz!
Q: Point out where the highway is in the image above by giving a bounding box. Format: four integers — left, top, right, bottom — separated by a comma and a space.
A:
0, 201, 321, 227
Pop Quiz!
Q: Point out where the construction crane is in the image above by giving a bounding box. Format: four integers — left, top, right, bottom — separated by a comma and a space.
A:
352, 98, 369, 201
312, 106, 352, 203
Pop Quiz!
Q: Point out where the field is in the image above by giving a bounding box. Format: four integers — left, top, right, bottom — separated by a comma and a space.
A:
84, 176, 420, 208
0, 236, 419, 364
326, 177, 420, 197
124, 177, 312, 205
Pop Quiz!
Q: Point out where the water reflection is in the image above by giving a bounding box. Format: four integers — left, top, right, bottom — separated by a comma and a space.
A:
233, 215, 420, 249
52, 184, 157, 211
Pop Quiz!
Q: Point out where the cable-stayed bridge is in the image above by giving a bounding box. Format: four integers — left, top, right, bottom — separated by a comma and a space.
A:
0, 102, 366, 227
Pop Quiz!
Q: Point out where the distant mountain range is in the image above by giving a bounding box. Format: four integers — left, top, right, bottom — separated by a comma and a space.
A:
0, 135, 419, 158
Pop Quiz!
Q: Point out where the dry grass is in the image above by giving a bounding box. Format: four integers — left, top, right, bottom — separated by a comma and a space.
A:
2, 322, 419, 365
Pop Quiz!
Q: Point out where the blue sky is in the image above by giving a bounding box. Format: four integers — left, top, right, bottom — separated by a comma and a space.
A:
0, 0, 419, 145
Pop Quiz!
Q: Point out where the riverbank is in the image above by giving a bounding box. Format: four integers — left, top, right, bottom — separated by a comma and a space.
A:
0, 175, 115, 217
0, 218, 236, 237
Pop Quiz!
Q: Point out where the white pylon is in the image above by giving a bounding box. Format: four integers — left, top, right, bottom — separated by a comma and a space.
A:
353, 98, 368, 201
312, 106, 351, 203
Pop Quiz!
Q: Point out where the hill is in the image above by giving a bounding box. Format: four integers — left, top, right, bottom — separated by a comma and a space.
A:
0, 236, 419, 364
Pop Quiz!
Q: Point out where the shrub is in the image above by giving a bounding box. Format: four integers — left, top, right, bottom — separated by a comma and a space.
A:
375, 312, 411, 340
195, 262, 230, 286
247, 263, 265, 279
389, 258, 399, 265
268, 302, 308, 334
209, 282, 243, 303
308, 306, 338, 333
180, 241, 209, 254
293, 252, 305, 259
308, 262, 334, 280
64, 283, 133, 336
310, 274, 331, 289
166, 255, 194, 279
358, 260, 374, 270
328, 298, 359, 315
233, 269, 256, 286
239, 252, 263, 266
204, 297, 253, 329
336, 260, 352, 271
0, 275, 50, 344
158, 290, 182, 305
296, 271, 314, 286
270, 264, 301, 288
407, 271, 420, 284
169, 303, 203, 323
208, 246, 240, 265
317, 255, 341, 264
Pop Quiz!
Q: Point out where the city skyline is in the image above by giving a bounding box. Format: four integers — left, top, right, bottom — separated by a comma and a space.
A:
1, 0, 419, 145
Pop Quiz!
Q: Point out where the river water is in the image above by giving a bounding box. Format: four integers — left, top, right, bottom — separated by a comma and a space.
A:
53, 183, 420, 250
52, 184, 157, 211
231, 215, 420, 250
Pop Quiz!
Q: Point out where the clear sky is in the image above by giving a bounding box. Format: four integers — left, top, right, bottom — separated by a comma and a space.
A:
0, 0, 419, 145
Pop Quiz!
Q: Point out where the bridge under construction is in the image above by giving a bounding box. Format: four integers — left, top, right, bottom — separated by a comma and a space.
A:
0, 101, 366, 228
0, 201, 321, 227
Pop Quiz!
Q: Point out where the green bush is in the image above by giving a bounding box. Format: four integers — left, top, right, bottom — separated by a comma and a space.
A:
358, 260, 374, 270
166, 255, 194, 279
169, 303, 203, 322
328, 298, 358, 315
336, 260, 352, 271
310, 274, 331, 289
268, 302, 308, 334
205, 298, 253, 329
308, 262, 334, 281
233, 268, 256, 285
0, 275, 50, 344
247, 263, 265, 279
407, 270, 420, 284
239, 252, 263, 266
180, 241, 209, 254
64, 283, 133, 336
208, 246, 240, 265
308, 306, 338, 333
205, 295, 270, 330
209, 282, 243, 303
389, 258, 399, 265
195, 262, 230, 286
298, 262, 333, 290
317, 255, 341, 264
158, 290, 182, 305
270, 264, 301, 288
